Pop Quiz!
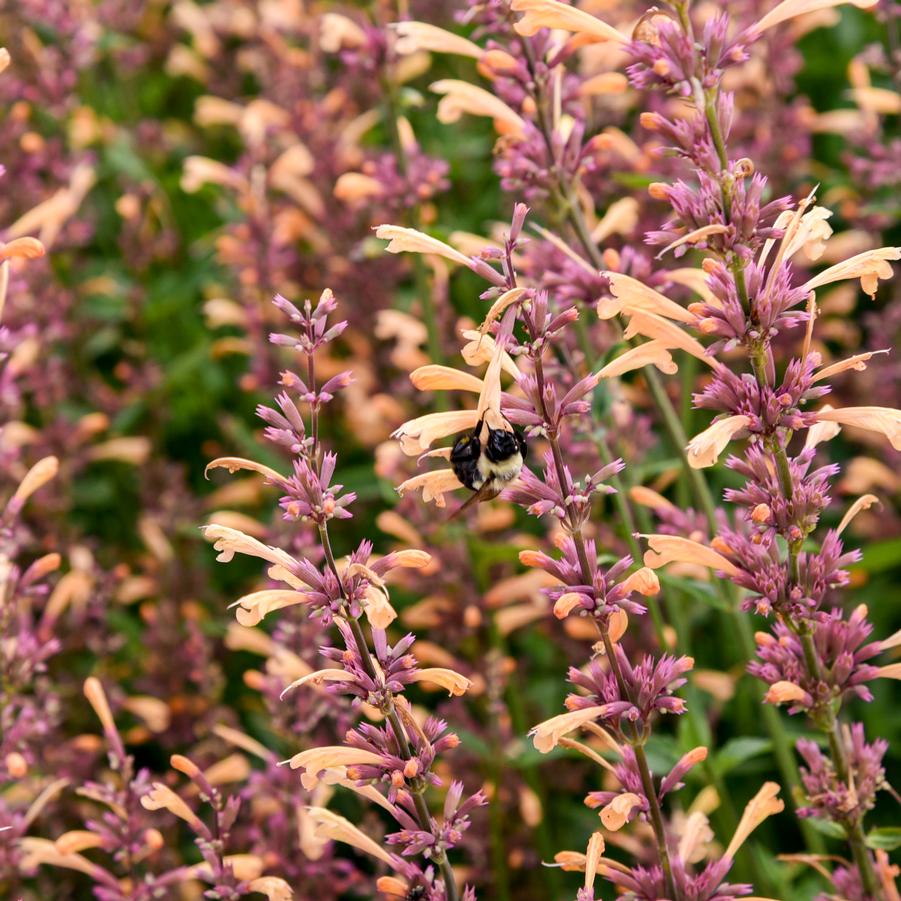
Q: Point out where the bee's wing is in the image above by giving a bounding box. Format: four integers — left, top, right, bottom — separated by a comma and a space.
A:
446, 480, 500, 522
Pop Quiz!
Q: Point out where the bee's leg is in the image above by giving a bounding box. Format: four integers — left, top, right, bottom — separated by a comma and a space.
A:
473, 417, 485, 441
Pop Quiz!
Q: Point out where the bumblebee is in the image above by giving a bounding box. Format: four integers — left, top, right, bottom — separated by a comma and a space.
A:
448, 416, 526, 518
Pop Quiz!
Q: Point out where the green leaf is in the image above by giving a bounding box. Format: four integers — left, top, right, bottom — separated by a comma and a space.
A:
712, 737, 772, 777
866, 827, 901, 851
805, 818, 847, 840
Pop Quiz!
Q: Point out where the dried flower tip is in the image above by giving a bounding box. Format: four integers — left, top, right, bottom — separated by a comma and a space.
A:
648, 182, 670, 200
733, 158, 755, 178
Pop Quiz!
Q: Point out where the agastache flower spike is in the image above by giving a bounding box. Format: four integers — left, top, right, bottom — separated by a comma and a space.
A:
622, 0, 900, 893
207, 291, 482, 901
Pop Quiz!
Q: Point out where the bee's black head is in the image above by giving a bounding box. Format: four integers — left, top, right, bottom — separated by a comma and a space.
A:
486, 425, 522, 463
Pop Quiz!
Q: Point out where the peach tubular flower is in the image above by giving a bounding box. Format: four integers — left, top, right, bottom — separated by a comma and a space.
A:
724, 783, 784, 861
812, 349, 889, 382
0, 236, 46, 261
591, 197, 639, 243
334, 172, 383, 204
409, 667, 472, 696
748, 0, 878, 38
801, 246, 900, 299
583, 832, 606, 893
430, 79, 526, 137
598, 340, 677, 378
230, 589, 310, 627
281, 669, 356, 699
642, 535, 741, 577
623, 310, 711, 364
10, 455, 58, 508
601, 272, 695, 323
83, 677, 117, 737
362, 583, 398, 630
19, 838, 111, 882
764, 680, 813, 706
285, 747, 384, 790
686, 415, 751, 469
837, 494, 881, 534
247, 876, 293, 901
140, 784, 204, 832
202, 524, 303, 573
760, 203, 834, 267
205, 456, 286, 484
461, 329, 520, 377
375, 224, 474, 268
396, 469, 465, 507
620, 567, 660, 596
479, 286, 528, 335
55, 831, 105, 855
600, 792, 643, 830
814, 406, 901, 450
181, 155, 246, 193
511, 0, 627, 43
410, 365, 483, 393
392, 22, 483, 59
306, 807, 396, 867
393, 410, 480, 456
530, 705, 614, 752
319, 13, 367, 52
